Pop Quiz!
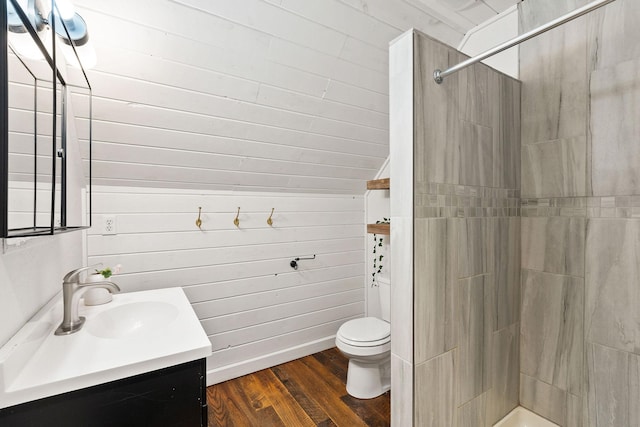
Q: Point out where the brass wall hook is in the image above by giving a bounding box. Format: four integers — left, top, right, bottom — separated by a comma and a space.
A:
267, 208, 275, 226
234, 207, 240, 227
195, 207, 202, 229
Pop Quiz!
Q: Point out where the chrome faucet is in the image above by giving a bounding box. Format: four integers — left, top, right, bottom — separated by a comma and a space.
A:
54, 266, 121, 336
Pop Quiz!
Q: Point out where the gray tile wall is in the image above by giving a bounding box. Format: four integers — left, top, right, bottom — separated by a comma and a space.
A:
520, 1, 640, 425
412, 31, 521, 426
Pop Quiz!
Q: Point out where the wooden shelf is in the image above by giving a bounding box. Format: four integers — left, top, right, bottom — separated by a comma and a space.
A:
367, 177, 390, 234
367, 223, 390, 235
367, 178, 390, 190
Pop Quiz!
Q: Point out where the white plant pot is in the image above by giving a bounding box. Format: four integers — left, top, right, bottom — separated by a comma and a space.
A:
83, 273, 113, 306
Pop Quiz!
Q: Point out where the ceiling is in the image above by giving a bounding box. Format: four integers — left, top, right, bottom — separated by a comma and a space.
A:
72, 0, 520, 194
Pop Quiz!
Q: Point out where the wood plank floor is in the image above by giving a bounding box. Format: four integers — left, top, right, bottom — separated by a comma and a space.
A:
207, 347, 390, 426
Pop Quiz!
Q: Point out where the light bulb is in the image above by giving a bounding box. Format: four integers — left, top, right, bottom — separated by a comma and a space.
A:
55, 0, 76, 21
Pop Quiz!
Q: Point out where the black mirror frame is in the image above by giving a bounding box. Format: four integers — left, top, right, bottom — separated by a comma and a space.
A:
1, 0, 92, 238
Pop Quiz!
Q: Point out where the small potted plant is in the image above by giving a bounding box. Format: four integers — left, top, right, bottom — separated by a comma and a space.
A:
84, 264, 122, 306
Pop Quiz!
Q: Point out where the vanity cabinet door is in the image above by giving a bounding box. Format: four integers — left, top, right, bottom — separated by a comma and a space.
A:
0, 359, 207, 427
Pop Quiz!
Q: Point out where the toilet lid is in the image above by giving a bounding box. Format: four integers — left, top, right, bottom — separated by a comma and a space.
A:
338, 317, 390, 343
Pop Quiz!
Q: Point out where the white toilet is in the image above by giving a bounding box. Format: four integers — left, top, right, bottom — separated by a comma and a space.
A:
335, 276, 391, 399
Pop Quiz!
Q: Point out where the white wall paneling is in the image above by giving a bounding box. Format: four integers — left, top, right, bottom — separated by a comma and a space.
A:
68, 0, 518, 193
389, 29, 415, 426
458, 5, 519, 79
0, 232, 84, 347
1, 0, 526, 404
87, 186, 365, 384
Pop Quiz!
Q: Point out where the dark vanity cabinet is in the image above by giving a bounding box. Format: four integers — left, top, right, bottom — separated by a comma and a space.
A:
0, 359, 208, 427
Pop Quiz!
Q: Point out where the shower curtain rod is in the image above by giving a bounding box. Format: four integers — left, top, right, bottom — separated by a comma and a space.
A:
433, 0, 617, 84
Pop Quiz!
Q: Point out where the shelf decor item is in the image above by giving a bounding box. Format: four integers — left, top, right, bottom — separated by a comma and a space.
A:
371, 218, 389, 287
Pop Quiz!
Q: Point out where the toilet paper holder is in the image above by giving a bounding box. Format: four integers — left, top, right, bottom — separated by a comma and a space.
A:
289, 254, 316, 270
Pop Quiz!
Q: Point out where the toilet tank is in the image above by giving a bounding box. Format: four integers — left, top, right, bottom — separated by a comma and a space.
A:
377, 276, 391, 322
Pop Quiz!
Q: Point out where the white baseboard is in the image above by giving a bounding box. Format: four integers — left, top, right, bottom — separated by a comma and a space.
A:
206, 335, 337, 386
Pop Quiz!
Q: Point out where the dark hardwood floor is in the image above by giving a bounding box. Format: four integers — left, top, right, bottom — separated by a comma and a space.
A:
207, 347, 390, 426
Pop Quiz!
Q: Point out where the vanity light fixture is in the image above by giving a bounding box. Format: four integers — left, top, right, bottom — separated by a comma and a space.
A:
6, 0, 96, 69
49, 0, 96, 68
6, 0, 49, 60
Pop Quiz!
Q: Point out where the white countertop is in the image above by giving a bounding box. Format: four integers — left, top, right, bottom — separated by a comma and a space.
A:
0, 287, 211, 409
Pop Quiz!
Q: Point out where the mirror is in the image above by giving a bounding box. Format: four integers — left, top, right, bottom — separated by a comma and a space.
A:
1, 0, 92, 238
63, 82, 91, 229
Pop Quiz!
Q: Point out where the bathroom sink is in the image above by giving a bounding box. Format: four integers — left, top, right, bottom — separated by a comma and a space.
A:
0, 288, 211, 410
86, 301, 179, 339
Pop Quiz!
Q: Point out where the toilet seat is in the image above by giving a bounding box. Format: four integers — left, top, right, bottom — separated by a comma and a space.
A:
337, 317, 390, 347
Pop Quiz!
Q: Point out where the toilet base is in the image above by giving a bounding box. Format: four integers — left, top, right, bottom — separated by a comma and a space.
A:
345, 355, 391, 399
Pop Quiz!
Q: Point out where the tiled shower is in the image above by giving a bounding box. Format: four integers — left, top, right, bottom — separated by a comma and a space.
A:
391, 30, 521, 425
520, 0, 640, 425
390, 0, 640, 425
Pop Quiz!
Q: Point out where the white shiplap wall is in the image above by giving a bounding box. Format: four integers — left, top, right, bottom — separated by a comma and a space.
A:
0, 232, 84, 347
75, 0, 519, 384
87, 186, 364, 383
69, 0, 518, 194
4, 0, 523, 389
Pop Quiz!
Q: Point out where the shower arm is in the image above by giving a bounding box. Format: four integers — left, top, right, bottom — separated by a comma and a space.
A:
433, 0, 617, 84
